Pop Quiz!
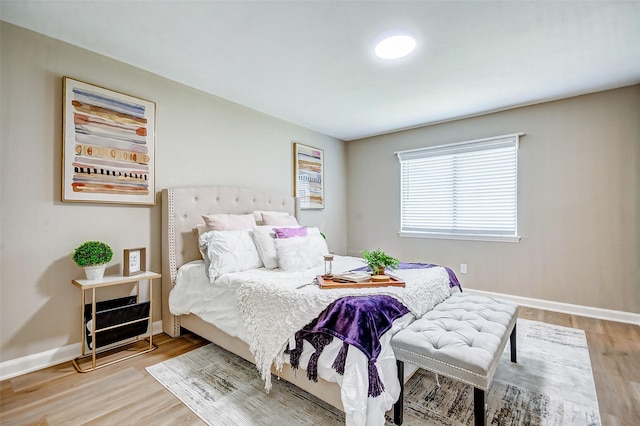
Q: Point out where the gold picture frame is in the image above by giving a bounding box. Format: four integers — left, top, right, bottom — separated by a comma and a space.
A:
123, 247, 146, 276
62, 77, 156, 205
293, 142, 324, 209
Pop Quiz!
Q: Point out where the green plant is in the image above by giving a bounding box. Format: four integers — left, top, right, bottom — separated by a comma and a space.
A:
362, 248, 399, 275
72, 241, 113, 267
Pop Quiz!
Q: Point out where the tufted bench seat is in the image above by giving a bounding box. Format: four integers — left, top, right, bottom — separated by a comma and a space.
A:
391, 292, 519, 426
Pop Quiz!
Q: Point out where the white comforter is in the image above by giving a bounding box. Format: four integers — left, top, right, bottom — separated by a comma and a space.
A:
169, 256, 451, 426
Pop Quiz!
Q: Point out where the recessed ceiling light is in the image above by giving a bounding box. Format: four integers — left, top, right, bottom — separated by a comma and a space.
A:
374, 33, 416, 60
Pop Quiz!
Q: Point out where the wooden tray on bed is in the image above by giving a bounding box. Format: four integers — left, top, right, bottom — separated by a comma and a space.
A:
317, 275, 405, 289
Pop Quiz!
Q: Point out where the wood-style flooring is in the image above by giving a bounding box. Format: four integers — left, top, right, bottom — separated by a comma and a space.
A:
1, 308, 638, 425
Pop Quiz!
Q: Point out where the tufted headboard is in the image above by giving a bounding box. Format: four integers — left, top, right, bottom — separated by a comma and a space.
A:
161, 185, 298, 336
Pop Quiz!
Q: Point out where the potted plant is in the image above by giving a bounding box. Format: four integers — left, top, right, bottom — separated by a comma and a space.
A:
362, 248, 399, 276
72, 241, 113, 280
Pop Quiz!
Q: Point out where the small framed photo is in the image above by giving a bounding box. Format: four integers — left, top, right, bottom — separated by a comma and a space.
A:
123, 247, 146, 276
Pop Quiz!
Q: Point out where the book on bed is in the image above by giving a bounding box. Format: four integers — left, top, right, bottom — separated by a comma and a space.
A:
318, 274, 406, 289
331, 272, 372, 283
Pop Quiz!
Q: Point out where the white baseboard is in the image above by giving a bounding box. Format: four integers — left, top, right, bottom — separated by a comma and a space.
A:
0, 321, 163, 381
464, 288, 640, 325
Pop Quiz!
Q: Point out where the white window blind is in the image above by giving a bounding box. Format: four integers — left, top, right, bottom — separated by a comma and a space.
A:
397, 133, 522, 242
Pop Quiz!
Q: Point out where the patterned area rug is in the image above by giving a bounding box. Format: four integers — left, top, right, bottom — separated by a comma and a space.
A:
146, 319, 601, 425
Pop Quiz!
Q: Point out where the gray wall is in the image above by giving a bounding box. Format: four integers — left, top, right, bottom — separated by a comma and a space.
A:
0, 22, 347, 362
346, 85, 640, 313
2, 20, 638, 367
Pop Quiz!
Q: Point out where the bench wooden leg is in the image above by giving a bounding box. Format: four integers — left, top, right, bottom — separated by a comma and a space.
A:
474, 387, 486, 426
510, 322, 517, 363
393, 360, 404, 425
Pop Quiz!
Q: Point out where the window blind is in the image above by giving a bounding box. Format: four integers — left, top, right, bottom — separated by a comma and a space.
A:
397, 133, 522, 242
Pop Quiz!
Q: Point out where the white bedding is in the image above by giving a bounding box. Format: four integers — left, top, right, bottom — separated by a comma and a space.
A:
169, 256, 369, 339
169, 256, 451, 426
169, 260, 247, 339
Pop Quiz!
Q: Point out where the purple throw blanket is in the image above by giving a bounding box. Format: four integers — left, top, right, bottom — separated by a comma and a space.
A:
287, 295, 410, 397
353, 262, 462, 292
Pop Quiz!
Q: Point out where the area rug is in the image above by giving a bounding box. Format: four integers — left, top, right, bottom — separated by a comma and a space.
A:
146, 319, 601, 425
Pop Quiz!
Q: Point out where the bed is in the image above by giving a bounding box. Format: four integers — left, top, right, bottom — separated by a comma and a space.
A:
161, 185, 455, 426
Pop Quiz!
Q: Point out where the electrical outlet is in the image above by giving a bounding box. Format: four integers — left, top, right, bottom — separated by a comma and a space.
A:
460, 264, 467, 274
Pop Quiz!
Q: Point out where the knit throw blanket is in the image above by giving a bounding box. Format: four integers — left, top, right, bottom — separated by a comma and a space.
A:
236, 266, 452, 392
287, 295, 410, 397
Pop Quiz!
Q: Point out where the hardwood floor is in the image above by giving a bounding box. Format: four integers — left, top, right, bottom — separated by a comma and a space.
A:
517, 307, 640, 426
0, 334, 209, 425
1, 309, 638, 425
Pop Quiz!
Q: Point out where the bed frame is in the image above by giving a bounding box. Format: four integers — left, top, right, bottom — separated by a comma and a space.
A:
161, 185, 344, 410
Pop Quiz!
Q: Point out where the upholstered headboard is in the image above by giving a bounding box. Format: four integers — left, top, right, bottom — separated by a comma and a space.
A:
161, 185, 298, 336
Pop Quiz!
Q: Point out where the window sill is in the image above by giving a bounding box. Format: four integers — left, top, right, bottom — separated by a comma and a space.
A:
398, 231, 521, 243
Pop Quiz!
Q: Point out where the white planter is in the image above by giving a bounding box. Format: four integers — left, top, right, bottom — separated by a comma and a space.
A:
84, 265, 106, 280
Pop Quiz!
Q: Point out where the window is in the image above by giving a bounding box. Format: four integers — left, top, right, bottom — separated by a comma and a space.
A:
397, 133, 522, 242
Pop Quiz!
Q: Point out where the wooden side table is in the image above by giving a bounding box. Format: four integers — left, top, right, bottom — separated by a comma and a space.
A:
71, 271, 161, 372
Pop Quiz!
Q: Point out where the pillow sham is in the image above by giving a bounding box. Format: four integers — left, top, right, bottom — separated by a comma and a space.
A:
201, 213, 256, 231
253, 210, 290, 225
274, 232, 329, 272
195, 224, 210, 266
252, 225, 283, 269
262, 213, 299, 226
199, 229, 262, 281
253, 226, 321, 269
273, 226, 308, 239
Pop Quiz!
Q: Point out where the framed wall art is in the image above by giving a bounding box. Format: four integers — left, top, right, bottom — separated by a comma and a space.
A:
62, 77, 156, 205
293, 142, 324, 209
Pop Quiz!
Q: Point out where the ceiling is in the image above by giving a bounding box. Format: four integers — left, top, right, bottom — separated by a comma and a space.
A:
2, 1, 640, 141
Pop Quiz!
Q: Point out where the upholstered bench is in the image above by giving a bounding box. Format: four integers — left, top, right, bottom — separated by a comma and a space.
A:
391, 293, 519, 426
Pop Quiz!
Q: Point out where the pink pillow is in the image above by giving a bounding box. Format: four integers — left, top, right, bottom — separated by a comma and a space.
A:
201, 213, 256, 231
273, 226, 308, 239
262, 213, 299, 226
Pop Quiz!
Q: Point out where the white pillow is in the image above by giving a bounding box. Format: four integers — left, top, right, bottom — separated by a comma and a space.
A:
195, 224, 209, 267
254, 226, 323, 269
252, 210, 290, 225
274, 233, 329, 272
199, 230, 263, 281
252, 226, 280, 269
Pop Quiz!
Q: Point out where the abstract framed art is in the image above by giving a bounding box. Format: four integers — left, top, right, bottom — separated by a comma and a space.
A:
62, 77, 156, 205
293, 142, 324, 209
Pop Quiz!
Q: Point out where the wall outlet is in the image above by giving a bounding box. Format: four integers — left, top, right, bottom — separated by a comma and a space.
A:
460, 264, 467, 274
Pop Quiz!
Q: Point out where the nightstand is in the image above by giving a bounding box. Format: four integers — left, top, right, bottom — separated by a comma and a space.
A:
71, 271, 161, 372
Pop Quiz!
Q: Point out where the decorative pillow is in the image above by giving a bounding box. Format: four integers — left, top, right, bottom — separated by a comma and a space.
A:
252, 226, 283, 269
201, 213, 256, 231
194, 224, 210, 266
253, 210, 290, 225
273, 226, 308, 239
198, 229, 263, 281
253, 226, 321, 269
274, 232, 329, 272
262, 213, 299, 226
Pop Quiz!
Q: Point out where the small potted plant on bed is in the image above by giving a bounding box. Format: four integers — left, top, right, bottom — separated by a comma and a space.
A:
362, 248, 399, 277
72, 241, 113, 280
